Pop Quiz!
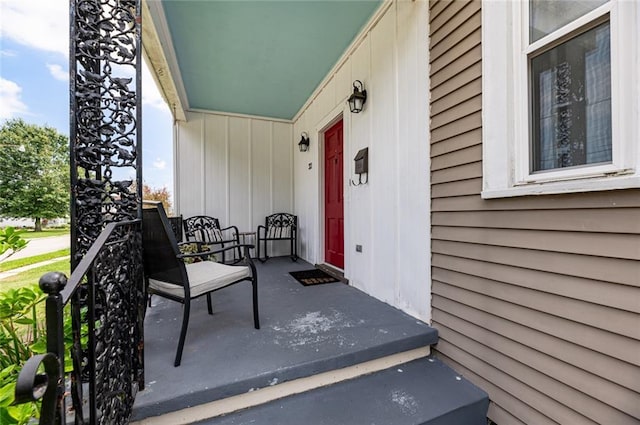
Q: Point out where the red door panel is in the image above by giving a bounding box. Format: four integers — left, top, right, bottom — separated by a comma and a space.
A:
324, 120, 344, 269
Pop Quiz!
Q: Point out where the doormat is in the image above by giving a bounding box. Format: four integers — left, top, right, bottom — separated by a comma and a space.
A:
289, 269, 340, 286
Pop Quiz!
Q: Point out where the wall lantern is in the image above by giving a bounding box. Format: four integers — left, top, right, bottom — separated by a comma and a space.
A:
298, 132, 310, 152
347, 80, 367, 113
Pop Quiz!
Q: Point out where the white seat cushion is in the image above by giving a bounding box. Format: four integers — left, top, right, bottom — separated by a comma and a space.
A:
149, 261, 251, 299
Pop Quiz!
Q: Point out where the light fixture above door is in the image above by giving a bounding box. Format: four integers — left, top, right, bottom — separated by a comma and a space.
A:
347, 80, 367, 113
298, 132, 310, 152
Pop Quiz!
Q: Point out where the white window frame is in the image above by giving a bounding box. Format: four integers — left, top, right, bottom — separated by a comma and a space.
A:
481, 0, 640, 199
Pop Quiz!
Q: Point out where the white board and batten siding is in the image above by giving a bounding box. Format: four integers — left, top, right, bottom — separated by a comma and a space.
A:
429, 1, 640, 424
175, 111, 293, 256
293, 0, 431, 321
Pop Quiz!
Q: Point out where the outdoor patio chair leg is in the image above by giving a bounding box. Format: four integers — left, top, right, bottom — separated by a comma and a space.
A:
174, 300, 191, 367
207, 293, 213, 315
290, 238, 297, 262
258, 239, 268, 263
236, 245, 242, 263
252, 278, 260, 329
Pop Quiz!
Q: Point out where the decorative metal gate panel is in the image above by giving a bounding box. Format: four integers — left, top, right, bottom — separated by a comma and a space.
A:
15, 1, 145, 422
70, 0, 142, 260
68, 0, 145, 423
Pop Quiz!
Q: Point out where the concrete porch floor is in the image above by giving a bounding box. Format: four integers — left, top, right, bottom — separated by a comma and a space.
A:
132, 257, 438, 421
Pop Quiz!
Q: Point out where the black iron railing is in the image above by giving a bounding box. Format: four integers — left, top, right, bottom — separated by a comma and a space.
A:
14, 220, 144, 425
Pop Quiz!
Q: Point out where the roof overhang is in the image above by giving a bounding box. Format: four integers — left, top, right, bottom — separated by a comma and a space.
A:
142, 0, 383, 121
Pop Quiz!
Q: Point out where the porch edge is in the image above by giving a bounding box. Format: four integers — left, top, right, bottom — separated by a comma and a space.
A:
131, 346, 430, 425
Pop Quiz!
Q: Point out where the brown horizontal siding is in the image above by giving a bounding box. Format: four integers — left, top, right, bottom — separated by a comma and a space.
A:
431, 10, 481, 61
432, 190, 640, 210
433, 269, 640, 339
432, 254, 640, 313
437, 339, 597, 424
431, 76, 481, 114
433, 285, 639, 365
429, 0, 451, 22
433, 297, 640, 394
432, 226, 640, 260
436, 311, 639, 417
440, 352, 553, 424
487, 403, 528, 425
431, 162, 482, 184
432, 178, 482, 198
437, 327, 639, 424
432, 209, 640, 234
431, 43, 481, 79
431, 128, 481, 155
431, 95, 482, 130
429, 1, 640, 423
431, 49, 481, 92
431, 110, 481, 143
430, 1, 478, 46
431, 144, 482, 171
433, 240, 639, 286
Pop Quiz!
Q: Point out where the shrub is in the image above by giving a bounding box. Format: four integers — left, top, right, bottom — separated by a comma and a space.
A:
0, 285, 45, 424
0, 227, 28, 262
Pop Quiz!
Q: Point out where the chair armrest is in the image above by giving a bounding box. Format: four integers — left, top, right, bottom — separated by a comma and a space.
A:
220, 225, 240, 242
220, 224, 239, 235
257, 225, 266, 238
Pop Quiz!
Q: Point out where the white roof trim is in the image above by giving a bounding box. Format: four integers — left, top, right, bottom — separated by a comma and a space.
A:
142, 0, 187, 122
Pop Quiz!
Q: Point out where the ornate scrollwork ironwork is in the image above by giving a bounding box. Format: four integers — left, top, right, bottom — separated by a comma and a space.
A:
71, 0, 142, 263
90, 222, 144, 424
14, 1, 144, 424
12, 221, 144, 425
68, 0, 144, 423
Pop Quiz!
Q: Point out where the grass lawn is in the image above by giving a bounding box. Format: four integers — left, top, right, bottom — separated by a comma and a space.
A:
0, 258, 71, 292
20, 228, 70, 239
0, 248, 71, 272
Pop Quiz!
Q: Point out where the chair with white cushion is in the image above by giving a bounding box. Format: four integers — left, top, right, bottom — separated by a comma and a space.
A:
183, 215, 241, 263
256, 213, 298, 262
142, 203, 259, 366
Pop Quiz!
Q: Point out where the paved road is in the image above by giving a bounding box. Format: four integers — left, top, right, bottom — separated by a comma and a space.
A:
8, 235, 70, 260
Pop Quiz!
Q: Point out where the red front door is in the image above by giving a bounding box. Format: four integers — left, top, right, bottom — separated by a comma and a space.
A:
324, 120, 344, 269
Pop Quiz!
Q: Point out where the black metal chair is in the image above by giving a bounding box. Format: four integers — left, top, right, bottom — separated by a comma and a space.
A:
256, 213, 298, 262
142, 203, 259, 367
167, 215, 184, 242
183, 215, 241, 264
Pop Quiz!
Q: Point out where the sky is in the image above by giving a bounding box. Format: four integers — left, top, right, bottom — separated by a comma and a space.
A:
0, 0, 174, 199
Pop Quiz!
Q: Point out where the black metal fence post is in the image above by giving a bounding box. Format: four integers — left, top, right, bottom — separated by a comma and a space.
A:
39, 271, 68, 425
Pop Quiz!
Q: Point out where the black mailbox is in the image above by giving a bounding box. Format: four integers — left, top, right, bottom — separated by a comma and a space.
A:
354, 148, 368, 174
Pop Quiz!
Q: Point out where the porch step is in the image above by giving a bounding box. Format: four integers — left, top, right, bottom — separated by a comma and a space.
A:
196, 357, 489, 425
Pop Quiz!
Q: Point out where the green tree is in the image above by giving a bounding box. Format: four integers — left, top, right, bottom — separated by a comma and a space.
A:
0, 119, 69, 232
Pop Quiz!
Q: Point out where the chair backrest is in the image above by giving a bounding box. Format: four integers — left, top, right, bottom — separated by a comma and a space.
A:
167, 215, 184, 242
183, 215, 224, 242
142, 203, 188, 287
265, 213, 297, 238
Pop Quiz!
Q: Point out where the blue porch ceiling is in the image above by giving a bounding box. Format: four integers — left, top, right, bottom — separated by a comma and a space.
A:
161, 0, 381, 120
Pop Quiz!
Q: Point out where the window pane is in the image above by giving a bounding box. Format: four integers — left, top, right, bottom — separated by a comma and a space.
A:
530, 0, 608, 42
530, 23, 611, 172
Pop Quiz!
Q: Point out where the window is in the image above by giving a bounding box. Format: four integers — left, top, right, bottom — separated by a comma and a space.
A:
481, 0, 639, 198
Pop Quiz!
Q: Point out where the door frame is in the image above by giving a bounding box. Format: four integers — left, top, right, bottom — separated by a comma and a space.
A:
314, 103, 350, 272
